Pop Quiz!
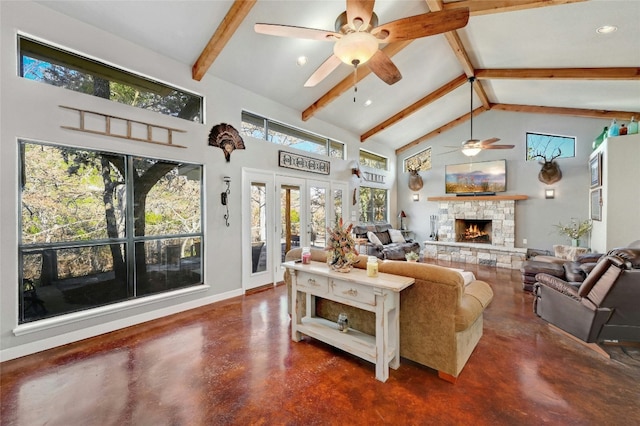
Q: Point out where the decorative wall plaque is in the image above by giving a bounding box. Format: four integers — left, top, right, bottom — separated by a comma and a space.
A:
362, 171, 385, 183
278, 150, 330, 175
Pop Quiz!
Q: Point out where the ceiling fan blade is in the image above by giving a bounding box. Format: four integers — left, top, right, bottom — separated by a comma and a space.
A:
371, 7, 469, 43
346, 0, 375, 30
478, 137, 501, 146
254, 23, 340, 41
304, 55, 343, 87
484, 145, 515, 150
367, 50, 402, 85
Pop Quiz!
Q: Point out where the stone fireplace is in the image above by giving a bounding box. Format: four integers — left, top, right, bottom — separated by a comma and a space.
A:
423, 195, 529, 269
456, 219, 492, 244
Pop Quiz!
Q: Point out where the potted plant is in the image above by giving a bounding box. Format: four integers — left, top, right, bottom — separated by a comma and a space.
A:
554, 218, 593, 247
405, 251, 420, 262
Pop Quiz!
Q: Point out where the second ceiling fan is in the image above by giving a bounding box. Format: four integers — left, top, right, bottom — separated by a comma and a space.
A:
254, 0, 469, 87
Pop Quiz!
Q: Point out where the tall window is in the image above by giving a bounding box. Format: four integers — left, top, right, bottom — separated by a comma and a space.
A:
360, 149, 388, 170
241, 111, 344, 159
18, 36, 203, 123
359, 187, 388, 223
19, 140, 203, 324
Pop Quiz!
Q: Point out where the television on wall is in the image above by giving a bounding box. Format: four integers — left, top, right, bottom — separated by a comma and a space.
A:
445, 159, 507, 195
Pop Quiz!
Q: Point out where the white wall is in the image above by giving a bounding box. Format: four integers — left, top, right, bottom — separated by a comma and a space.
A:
0, 1, 399, 361
397, 110, 611, 250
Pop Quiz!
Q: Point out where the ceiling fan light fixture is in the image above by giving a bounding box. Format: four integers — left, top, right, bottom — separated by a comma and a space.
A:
461, 146, 481, 157
333, 32, 378, 66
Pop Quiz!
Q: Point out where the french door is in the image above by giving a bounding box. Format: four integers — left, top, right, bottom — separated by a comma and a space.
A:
242, 169, 346, 291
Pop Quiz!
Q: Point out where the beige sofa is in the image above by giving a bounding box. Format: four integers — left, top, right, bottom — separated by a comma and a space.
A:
284, 248, 494, 383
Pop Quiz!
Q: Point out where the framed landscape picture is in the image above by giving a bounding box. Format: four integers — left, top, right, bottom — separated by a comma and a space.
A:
589, 153, 602, 188
591, 188, 602, 221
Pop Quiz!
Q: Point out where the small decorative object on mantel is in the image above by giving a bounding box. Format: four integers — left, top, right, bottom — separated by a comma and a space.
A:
208, 123, 245, 162
554, 218, 592, 247
326, 219, 359, 272
278, 150, 330, 175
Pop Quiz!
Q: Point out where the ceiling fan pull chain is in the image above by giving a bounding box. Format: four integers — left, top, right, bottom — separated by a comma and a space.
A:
352, 59, 360, 103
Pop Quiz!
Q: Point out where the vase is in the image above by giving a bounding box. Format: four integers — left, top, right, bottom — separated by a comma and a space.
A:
572, 239, 580, 247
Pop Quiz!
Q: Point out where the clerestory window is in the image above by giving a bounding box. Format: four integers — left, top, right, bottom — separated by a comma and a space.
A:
241, 111, 345, 159
18, 140, 203, 324
18, 36, 203, 123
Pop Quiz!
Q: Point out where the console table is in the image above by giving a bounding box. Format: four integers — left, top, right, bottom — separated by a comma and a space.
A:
283, 261, 414, 382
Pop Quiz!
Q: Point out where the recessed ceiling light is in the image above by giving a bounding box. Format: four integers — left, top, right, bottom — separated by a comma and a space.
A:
363, 99, 372, 107
296, 56, 307, 66
596, 25, 617, 34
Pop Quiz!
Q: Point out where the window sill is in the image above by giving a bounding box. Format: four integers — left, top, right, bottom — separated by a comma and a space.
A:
13, 284, 209, 337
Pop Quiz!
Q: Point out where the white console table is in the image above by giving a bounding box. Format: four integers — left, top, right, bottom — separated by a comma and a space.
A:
283, 261, 414, 382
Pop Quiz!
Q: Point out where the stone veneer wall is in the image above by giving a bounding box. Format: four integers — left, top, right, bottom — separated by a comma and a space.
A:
422, 199, 526, 270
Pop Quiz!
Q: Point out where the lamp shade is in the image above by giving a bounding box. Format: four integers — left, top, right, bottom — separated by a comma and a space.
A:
333, 32, 378, 65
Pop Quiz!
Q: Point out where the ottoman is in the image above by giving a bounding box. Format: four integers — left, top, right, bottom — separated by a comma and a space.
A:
520, 260, 565, 292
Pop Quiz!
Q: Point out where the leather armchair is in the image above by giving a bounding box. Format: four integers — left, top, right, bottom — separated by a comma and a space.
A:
533, 247, 640, 343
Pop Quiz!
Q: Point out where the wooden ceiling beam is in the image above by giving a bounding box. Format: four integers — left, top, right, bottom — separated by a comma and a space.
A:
492, 103, 639, 120
396, 103, 639, 155
396, 106, 488, 155
192, 0, 257, 81
442, 0, 587, 16
476, 68, 640, 80
361, 74, 467, 142
301, 41, 411, 122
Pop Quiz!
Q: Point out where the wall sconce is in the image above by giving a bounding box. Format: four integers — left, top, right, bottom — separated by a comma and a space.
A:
222, 176, 231, 226
412, 193, 420, 202
545, 188, 555, 199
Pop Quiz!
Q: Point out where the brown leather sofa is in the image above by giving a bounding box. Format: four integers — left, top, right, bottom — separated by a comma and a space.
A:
284, 247, 494, 383
533, 247, 640, 343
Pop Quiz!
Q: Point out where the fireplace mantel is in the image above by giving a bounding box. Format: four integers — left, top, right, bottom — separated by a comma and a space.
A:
427, 194, 528, 202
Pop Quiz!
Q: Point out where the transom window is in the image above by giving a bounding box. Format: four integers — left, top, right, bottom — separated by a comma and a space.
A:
18, 140, 203, 324
360, 149, 388, 171
359, 187, 388, 223
18, 36, 203, 123
241, 111, 344, 159
525, 132, 575, 161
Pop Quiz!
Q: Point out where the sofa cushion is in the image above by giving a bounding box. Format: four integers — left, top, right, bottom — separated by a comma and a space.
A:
389, 229, 405, 243
375, 230, 392, 245
367, 231, 383, 246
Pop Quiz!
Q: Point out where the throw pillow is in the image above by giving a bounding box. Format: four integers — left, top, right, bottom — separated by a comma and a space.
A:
367, 231, 383, 247
375, 231, 392, 245
388, 229, 405, 244
554, 244, 589, 261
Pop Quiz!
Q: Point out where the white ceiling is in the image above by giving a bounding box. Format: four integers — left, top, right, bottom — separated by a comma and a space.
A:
36, 0, 640, 152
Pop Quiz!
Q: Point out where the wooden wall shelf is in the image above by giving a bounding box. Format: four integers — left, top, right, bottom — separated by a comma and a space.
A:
427, 194, 528, 201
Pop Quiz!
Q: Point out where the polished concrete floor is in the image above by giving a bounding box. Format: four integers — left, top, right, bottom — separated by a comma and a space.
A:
2, 262, 640, 425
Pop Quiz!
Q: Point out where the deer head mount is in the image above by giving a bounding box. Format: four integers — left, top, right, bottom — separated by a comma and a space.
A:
532, 148, 562, 185
407, 160, 424, 191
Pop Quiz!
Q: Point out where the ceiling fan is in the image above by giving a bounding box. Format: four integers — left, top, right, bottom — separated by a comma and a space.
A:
449, 77, 515, 157
254, 0, 469, 87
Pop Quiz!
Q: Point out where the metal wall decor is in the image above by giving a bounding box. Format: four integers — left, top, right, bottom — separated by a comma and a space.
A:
208, 123, 245, 162
362, 171, 385, 183
278, 150, 330, 175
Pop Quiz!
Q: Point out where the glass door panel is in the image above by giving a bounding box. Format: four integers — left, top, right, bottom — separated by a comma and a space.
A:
280, 185, 301, 263
251, 182, 268, 274
309, 184, 326, 249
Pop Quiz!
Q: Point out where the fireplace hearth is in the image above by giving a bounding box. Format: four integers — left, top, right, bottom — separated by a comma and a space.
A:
456, 219, 492, 244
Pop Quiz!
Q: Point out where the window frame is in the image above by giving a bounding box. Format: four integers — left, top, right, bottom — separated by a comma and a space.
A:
525, 132, 576, 161
359, 149, 388, 171
359, 186, 388, 224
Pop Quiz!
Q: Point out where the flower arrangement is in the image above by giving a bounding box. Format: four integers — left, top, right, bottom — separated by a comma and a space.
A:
326, 219, 359, 272
405, 251, 420, 262
554, 218, 593, 241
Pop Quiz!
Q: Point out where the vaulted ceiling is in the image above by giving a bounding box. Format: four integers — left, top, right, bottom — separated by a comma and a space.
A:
38, 0, 640, 154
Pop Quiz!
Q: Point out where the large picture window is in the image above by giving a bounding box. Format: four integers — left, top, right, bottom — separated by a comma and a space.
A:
359, 187, 388, 223
19, 140, 203, 324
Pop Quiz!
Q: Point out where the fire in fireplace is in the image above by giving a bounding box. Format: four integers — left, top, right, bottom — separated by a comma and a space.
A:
455, 219, 492, 244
